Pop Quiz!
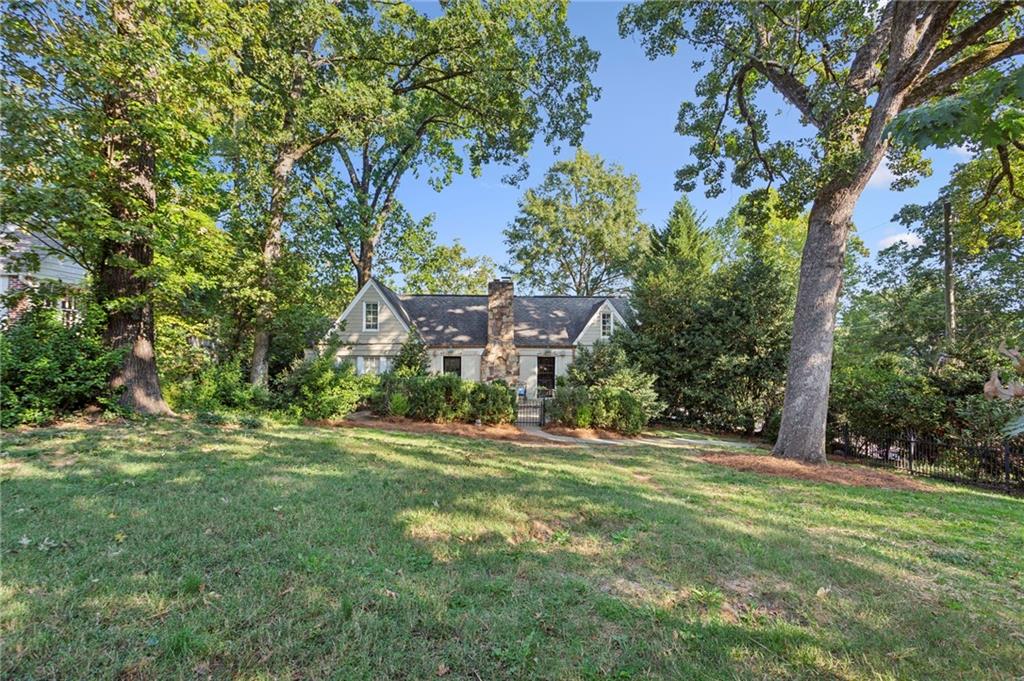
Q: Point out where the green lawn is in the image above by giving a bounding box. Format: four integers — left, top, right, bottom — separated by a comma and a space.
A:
3, 421, 1022, 680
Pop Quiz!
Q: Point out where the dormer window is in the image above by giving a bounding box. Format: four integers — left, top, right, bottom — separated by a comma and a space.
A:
363, 302, 379, 331
601, 311, 612, 338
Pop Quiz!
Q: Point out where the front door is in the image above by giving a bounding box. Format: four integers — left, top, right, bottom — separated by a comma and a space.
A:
537, 356, 556, 395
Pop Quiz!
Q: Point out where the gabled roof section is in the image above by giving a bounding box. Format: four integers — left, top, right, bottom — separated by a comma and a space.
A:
392, 291, 631, 348
570, 298, 631, 345
332, 277, 411, 335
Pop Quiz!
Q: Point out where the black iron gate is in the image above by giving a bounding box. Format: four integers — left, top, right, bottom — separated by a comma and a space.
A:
516, 398, 545, 426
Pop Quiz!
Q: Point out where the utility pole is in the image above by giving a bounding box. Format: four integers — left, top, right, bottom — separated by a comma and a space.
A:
943, 201, 956, 343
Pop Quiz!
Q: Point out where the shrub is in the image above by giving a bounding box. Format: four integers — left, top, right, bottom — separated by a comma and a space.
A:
611, 391, 645, 436
166, 356, 269, 413
407, 373, 469, 423
275, 354, 376, 420
389, 392, 410, 417
392, 331, 429, 377
368, 372, 405, 416
830, 353, 945, 434
548, 385, 593, 429
567, 341, 663, 425
468, 382, 515, 425
0, 305, 122, 427
953, 395, 1024, 445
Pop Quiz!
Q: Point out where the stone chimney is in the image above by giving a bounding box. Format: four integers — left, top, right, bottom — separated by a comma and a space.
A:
481, 278, 518, 384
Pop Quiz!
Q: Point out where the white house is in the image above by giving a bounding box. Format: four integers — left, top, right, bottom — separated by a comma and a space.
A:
329, 277, 630, 398
0, 227, 87, 324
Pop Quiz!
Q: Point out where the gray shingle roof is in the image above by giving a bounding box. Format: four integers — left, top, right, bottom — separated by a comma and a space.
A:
375, 279, 630, 348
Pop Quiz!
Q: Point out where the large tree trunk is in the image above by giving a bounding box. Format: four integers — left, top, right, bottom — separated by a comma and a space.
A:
99, 239, 171, 415
355, 239, 375, 289
249, 152, 294, 386
771, 191, 857, 462
98, 0, 171, 415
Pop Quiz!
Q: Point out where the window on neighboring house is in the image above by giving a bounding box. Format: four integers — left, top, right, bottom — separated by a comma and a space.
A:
537, 356, 556, 393
443, 356, 462, 377
363, 301, 379, 331
600, 311, 613, 338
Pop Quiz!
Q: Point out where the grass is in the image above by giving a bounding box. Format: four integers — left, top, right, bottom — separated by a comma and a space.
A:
2, 420, 1023, 680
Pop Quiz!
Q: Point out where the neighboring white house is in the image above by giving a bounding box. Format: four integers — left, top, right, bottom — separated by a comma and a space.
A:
0, 227, 87, 324
329, 277, 630, 398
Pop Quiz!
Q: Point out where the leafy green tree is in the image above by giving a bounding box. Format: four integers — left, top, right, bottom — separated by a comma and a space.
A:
621, 1, 1024, 462
650, 197, 715, 275
504, 148, 651, 295
2, 0, 232, 414
234, 0, 598, 384
399, 240, 496, 296
627, 199, 795, 433
223, 1, 373, 386
298, 0, 599, 291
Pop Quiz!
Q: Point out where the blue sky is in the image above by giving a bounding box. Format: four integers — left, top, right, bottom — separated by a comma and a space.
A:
396, 2, 967, 269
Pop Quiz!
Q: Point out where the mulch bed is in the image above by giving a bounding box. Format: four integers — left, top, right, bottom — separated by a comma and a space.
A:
311, 414, 553, 445
541, 425, 626, 441
700, 451, 935, 492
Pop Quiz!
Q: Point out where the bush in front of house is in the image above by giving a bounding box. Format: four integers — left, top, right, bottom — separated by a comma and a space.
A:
274, 353, 377, 421
407, 373, 471, 422
468, 381, 516, 424
369, 374, 515, 425
0, 305, 122, 427
548, 385, 592, 429
547, 340, 662, 435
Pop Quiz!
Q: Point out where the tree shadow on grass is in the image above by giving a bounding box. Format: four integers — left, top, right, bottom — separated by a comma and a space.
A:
3, 422, 1023, 680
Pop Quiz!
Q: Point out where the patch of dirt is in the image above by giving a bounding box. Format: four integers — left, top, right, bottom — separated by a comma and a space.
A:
701, 451, 934, 492
315, 413, 552, 445
542, 425, 626, 441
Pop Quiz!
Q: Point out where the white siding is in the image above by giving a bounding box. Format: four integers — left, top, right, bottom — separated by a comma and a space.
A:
427, 348, 483, 381
0, 233, 86, 285
516, 348, 574, 398
575, 302, 622, 347
332, 283, 409, 365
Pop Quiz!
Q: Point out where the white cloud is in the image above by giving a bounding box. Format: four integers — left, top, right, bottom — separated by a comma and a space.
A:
877, 232, 923, 251
866, 161, 895, 188
951, 144, 973, 159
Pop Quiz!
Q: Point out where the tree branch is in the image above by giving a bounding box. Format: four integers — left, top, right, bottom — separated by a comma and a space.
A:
905, 37, 1024, 108
750, 60, 819, 127
847, 0, 895, 93
735, 66, 775, 184
924, 1, 1023, 73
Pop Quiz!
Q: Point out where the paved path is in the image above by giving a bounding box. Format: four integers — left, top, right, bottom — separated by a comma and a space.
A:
520, 426, 762, 450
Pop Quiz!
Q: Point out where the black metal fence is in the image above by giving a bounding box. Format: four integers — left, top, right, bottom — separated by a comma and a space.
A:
829, 424, 1024, 492
516, 398, 546, 426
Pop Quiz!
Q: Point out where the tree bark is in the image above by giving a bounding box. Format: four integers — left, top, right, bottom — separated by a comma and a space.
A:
943, 201, 957, 342
98, 0, 171, 415
771, 191, 857, 462
98, 238, 171, 415
355, 238, 375, 289
249, 151, 295, 386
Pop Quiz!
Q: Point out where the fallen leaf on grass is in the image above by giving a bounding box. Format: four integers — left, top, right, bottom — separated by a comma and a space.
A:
437, 663, 450, 677
816, 586, 831, 599
114, 532, 127, 543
